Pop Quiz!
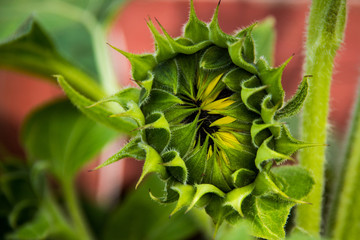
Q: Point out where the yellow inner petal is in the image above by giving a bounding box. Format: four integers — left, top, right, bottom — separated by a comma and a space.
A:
210, 116, 236, 127
207, 145, 213, 159
202, 97, 235, 111
213, 131, 239, 149
219, 149, 230, 165
201, 73, 224, 100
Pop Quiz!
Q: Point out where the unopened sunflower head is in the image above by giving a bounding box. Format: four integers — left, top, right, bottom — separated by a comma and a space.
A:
82, 1, 316, 239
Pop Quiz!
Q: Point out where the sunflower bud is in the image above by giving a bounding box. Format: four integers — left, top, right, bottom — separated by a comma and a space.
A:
61, 1, 316, 239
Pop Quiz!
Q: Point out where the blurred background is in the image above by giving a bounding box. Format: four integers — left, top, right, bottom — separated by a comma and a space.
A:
0, 0, 359, 238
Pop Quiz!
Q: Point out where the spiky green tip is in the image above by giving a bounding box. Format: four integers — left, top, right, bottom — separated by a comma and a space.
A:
59, 1, 316, 239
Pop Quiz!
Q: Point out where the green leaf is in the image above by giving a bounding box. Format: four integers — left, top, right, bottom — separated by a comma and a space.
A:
228, 39, 257, 74
0, 0, 128, 86
331, 75, 360, 240
22, 100, 117, 180
57, 75, 138, 133
93, 87, 145, 126
169, 183, 195, 216
202, 148, 233, 192
222, 67, 253, 92
92, 87, 140, 108
187, 184, 225, 212
0, 17, 104, 101
240, 76, 267, 114
110, 101, 145, 127
136, 143, 168, 189
252, 169, 310, 205
257, 57, 290, 108
241, 26, 256, 63
141, 89, 184, 116
102, 176, 200, 240
216, 221, 253, 240
175, 53, 197, 97
232, 168, 256, 188
110, 45, 156, 81
183, 0, 209, 43
143, 112, 171, 153
92, 136, 145, 171
208, 3, 236, 48
200, 46, 231, 70
152, 59, 179, 94
251, 17, 276, 65
276, 76, 309, 120
260, 95, 281, 137
6, 207, 55, 240
8, 200, 37, 229
163, 106, 197, 126
6, 194, 77, 240
0, 158, 40, 233
275, 125, 321, 156
255, 137, 293, 170
271, 166, 314, 200
250, 119, 276, 148
0, 159, 36, 205
224, 183, 254, 217
168, 119, 198, 157
92, 0, 129, 25
184, 137, 209, 184
252, 171, 287, 199
146, 19, 176, 63
287, 231, 323, 240
162, 151, 188, 184
243, 195, 293, 240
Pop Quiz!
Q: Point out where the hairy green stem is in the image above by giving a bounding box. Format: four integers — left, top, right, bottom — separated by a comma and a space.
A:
296, 0, 346, 236
61, 179, 93, 240
330, 84, 360, 239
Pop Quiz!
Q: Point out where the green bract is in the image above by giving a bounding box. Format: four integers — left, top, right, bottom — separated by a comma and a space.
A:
59, 1, 316, 239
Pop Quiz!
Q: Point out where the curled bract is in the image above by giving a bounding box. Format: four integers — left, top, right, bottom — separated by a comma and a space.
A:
59, 1, 316, 239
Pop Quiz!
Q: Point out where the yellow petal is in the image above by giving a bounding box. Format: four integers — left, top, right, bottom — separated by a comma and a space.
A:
213, 131, 240, 149
201, 91, 221, 106
207, 145, 213, 159
202, 97, 235, 111
201, 73, 224, 100
210, 116, 236, 127
219, 149, 230, 165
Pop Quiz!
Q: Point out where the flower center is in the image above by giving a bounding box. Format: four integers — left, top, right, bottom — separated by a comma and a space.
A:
182, 100, 222, 146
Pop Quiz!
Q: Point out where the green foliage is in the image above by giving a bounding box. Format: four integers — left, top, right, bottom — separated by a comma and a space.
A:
103, 176, 200, 240
6, 195, 77, 240
68, 1, 316, 239
22, 100, 117, 181
57, 76, 138, 133
215, 221, 253, 240
0, 158, 41, 236
276, 76, 310, 120
330, 85, 360, 239
0, 0, 352, 239
0, 157, 77, 240
251, 17, 276, 65
1, 158, 203, 240
0, 0, 127, 84
241, 166, 314, 240
0, 17, 104, 100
